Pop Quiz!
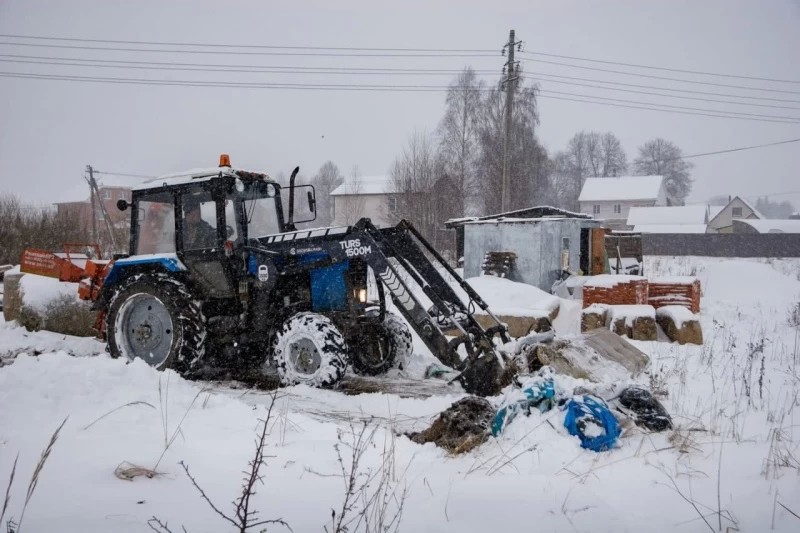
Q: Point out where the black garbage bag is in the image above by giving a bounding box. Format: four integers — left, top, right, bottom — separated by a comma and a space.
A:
618, 387, 673, 432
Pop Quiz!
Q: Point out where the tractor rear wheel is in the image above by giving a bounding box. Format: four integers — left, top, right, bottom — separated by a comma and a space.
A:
106, 274, 206, 372
351, 312, 413, 375
272, 312, 348, 387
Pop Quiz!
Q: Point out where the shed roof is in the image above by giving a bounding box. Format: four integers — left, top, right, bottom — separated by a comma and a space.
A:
633, 224, 708, 234
578, 175, 663, 202
444, 205, 591, 229
735, 219, 800, 233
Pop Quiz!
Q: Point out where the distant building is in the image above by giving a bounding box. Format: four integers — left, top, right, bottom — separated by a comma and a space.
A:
627, 205, 709, 233
706, 196, 762, 233
445, 207, 599, 290
54, 185, 132, 231
330, 176, 397, 228
578, 176, 666, 228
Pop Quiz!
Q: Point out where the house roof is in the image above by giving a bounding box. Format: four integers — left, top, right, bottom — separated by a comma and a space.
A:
707, 205, 725, 220
578, 175, 663, 202
737, 197, 764, 219
707, 195, 763, 226
734, 219, 800, 233
330, 175, 395, 196
627, 205, 707, 226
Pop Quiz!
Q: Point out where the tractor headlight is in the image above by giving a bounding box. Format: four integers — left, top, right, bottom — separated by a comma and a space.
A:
357, 288, 367, 303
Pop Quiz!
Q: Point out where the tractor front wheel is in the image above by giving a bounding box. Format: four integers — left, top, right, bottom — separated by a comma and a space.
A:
106, 274, 206, 372
351, 312, 413, 375
272, 312, 348, 387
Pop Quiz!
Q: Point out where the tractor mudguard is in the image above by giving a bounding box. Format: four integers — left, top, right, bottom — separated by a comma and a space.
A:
92, 254, 188, 311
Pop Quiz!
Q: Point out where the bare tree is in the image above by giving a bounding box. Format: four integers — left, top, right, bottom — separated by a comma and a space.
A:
340, 166, 367, 226
549, 131, 628, 210
437, 67, 484, 217
312, 161, 344, 226
390, 131, 454, 250
0, 194, 100, 264
474, 76, 546, 214
633, 138, 693, 205
600, 132, 627, 177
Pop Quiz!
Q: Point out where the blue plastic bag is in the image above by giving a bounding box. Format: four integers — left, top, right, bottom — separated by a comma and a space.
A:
491, 377, 557, 437
563, 395, 620, 452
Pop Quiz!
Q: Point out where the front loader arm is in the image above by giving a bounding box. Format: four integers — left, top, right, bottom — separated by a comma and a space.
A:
352, 219, 511, 391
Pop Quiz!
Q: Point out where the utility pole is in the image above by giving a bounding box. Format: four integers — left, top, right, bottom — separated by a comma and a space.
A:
501, 29, 521, 213
86, 164, 117, 253
87, 164, 98, 243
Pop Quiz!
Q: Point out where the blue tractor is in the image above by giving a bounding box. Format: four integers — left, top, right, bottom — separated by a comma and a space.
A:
95, 155, 513, 395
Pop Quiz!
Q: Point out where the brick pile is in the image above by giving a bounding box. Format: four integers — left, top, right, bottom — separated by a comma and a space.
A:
582, 276, 649, 309
582, 275, 701, 313
648, 278, 701, 313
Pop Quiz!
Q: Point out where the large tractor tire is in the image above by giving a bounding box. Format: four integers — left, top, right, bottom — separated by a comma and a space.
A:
272, 312, 348, 387
106, 273, 206, 372
351, 312, 413, 376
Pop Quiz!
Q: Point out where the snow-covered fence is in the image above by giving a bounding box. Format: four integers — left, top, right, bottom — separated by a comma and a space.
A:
642, 233, 800, 257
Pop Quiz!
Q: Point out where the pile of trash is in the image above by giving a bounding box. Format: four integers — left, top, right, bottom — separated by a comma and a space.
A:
409, 367, 672, 454
409, 328, 672, 454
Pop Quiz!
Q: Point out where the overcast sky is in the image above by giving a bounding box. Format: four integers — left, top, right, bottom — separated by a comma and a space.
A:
1, 0, 799, 208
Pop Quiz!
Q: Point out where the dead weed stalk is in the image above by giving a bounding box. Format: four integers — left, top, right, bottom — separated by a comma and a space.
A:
4, 417, 68, 533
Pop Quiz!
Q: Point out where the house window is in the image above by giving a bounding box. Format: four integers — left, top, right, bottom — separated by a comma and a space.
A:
613, 204, 621, 214
732, 207, 743, 218
592, 204, 600, 215
388, 196, 398, 212
103, 190, 112, 200
118, 192, 127, 201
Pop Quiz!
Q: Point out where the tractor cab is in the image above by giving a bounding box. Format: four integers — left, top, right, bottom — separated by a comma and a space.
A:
121, 156, 316, 300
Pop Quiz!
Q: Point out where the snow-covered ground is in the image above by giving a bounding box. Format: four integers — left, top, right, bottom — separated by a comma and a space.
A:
1, 257, 799, 532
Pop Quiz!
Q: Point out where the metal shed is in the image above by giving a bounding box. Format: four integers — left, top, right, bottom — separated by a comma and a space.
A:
461, 215, 601, 292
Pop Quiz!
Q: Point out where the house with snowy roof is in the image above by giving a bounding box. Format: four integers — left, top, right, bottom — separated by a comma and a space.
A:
706, 196, 762, 233
626, 205, 709, 233
330, 175, 397, 227
578, 175, 666, 227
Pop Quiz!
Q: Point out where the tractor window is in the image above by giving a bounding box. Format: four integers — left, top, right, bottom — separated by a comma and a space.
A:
242, 183, 281, 238
135, 194, 176, 255
182, 193, 218, 250
224, 198, 239, 243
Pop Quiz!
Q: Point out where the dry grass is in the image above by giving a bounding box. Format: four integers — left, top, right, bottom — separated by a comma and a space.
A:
324, 420, 409, 533
16, 295, 97, 337
3, 417, 68, 533
152, 390, 290, 533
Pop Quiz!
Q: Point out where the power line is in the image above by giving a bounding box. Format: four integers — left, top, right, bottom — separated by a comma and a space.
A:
525, 70, 800, 105
3, 38, 798, 96
94, 170, 154, 179
0, 53, 492, 74
4, 54, 798, 110
533, 76, 800, 111
4, 33, 796, 85
522, 58, 800, 96
538, 93, 798, 124
670, 138, 800, 161
2, 70, 799, 124
537, 89, 800, 122
0, 33, 497, 53
521, 50, 800, 84
0, 40, 496, 58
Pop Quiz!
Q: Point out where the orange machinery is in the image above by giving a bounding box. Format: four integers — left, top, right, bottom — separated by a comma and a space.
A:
20, 243, 113, 301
